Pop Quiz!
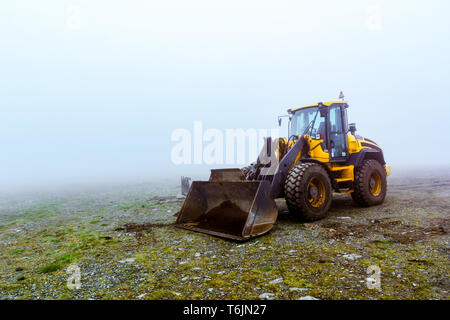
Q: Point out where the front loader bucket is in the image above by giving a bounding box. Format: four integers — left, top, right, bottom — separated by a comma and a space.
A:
175, 179, 278, 241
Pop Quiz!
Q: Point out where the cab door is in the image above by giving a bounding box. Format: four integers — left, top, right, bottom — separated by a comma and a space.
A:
327, 104, 349, 161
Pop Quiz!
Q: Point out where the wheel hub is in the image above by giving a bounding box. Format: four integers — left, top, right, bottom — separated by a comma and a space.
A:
369, 178, 376, 189
309, 186, 318, 198
369, 172, 382, 196
307, 178, 326, 208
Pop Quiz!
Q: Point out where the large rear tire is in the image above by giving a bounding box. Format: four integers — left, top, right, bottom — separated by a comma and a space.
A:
351, 159, 387, 206
285, 162, 332, 221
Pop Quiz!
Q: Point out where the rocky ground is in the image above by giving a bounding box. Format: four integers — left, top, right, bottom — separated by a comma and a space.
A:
0, 170, 449, 300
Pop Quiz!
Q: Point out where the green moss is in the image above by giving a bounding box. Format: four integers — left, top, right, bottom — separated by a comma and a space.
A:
370, 253, 386, 260
40, 263, 62, 273
148, 289, 180, 300
58, 253, 80, 263
372, 239, 395, 244
9, 249, 25, 254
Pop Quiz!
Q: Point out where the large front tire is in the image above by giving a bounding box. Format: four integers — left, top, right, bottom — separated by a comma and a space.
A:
285, 162, 333, 221
351, 159, 387, 206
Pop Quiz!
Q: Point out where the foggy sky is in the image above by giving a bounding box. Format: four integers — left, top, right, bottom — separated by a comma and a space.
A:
1, 0, 450, 191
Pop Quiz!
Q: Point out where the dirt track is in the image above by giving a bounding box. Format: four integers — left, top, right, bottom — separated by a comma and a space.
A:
0, 169, 449, 300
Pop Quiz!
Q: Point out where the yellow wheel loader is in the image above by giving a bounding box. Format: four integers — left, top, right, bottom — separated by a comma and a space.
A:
176, 101, 391, 241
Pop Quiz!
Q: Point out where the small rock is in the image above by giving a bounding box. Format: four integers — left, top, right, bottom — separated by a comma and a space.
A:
289, 287, 308, 292
194, 253, 201, 257
17, 275, 25, 281
260, 247, 267, 250
181, 276, 189, 281
179, 261, 188, 265
288, 250, 296, 254
137, 293, 147, 299
176, 194, 186, 199
269, 278, 283, 285
208, 288, 214, 292
192, 267, 201, 271
342, 254, 362, 260
298, 296, 319, 300
119, 258, 136, 263
259, 293, 275, 300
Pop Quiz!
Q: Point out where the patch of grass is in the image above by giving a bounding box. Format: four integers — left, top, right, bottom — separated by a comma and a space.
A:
9, 249, 25, 254
58, 253, 80, 263
148, 289, 180, 300
23, 204, 60, 222
372, 239, 395, 244
263, 266, 273, 272
118, 201, 153, 211
7, 218, 27, 226
42, 237, 60, 243
370, 253, 386, 260
40, 263, 62, 273
89, 220, 101, 224
119, 203, 136, 210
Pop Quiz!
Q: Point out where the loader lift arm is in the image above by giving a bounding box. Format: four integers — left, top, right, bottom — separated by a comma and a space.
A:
269, 136, 307, 198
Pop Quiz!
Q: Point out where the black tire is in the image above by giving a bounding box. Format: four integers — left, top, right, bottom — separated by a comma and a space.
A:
351, 159, 387, 206
285, 162, 333, 221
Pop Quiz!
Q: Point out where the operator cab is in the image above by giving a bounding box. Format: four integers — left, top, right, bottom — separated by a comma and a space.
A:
287, 101, 350, 162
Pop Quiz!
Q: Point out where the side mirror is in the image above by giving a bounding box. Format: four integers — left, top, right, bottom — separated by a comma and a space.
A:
278, 115, 290, 127
349, 123, 357, 135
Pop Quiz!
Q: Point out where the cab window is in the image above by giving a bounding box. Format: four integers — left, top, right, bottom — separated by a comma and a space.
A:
329, 105, 348, 158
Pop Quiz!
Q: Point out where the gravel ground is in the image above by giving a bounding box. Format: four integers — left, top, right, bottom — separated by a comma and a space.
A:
0, 171, 449, 300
